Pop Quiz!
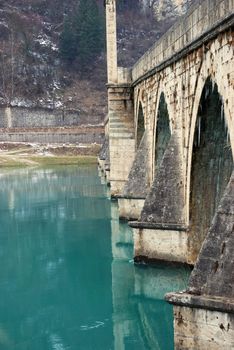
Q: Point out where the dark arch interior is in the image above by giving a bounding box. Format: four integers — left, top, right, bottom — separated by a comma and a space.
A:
189, 78, 233, 261
155, 93, 171, 172
136, 103, 145, 148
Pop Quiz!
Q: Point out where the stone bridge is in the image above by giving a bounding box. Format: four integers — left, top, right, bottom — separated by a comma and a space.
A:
100, 0, 234, 348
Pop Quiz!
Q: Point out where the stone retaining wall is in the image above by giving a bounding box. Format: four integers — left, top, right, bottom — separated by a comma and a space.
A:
0, 107, 100, 128
0, 127, 104, 144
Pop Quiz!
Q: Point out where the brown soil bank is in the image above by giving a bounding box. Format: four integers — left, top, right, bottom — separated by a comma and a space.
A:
0, 142, 99, 168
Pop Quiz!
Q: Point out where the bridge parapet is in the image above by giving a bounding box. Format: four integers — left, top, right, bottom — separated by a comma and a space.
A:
132, 0, 234, 84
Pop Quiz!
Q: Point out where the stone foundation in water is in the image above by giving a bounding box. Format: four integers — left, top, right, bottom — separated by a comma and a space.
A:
173, 305, 234, 350
118, 198, 145, 220
132, 226, 188, 264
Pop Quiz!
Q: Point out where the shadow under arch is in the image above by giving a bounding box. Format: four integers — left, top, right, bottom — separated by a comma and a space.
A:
153, 92, 171, 177
136, 101, 145, 148
188, 77, 233, 262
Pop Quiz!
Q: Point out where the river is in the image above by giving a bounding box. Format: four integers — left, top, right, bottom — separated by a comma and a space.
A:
0, 165, 190, 350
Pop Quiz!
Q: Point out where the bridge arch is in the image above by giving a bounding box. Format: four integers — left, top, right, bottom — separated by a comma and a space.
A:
186, 50, 234, 221
152, 90, 172, 180
135, 101, 145, 149
187, 75, 233, 262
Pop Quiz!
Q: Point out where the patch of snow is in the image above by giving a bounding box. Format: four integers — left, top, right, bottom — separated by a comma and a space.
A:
51, 43, 58, 52
30, 51, 42, 59
37, 151, 53, 157
35, 34, 58, 51
0, 21, 9, 29
10, 98, 35, 108
53, 82, 61, 90
54, 101, 63, 108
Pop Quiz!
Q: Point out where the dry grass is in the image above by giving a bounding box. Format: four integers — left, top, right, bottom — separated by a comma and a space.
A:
0, 143, 97, 168
0, 155, 97, 168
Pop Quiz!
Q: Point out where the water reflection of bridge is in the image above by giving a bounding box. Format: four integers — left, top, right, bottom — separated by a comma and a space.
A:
110, 200, 190, 350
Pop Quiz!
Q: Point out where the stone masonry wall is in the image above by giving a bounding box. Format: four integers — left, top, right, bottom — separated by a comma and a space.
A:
132, 26, 234, 263
0, 107, 100, 128
108, 85, 135, 196
173, 306, 234, 350
0, 129, 104, 144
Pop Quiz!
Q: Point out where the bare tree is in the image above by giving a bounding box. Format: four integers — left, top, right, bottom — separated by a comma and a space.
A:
10, 30, 15, 103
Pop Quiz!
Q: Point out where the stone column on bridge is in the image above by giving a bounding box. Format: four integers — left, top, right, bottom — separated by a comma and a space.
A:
98, 1, 116, 183
107, 80, 135, 197
105, 0, 136, 197
105, 0, 118, 84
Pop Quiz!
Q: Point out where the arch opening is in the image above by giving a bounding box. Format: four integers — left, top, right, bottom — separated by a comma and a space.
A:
154, 93, 171, 173
189, 78, 233, 261
136, 103, 145, 148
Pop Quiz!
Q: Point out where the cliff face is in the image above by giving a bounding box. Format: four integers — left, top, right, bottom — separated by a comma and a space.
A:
118, 0, 194, 66
154, 0, 191, 19
0, 2, 60, 106
0, 0, 192, 125
141, 0, 190, 17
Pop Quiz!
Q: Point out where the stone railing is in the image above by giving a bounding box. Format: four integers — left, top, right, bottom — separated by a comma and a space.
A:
132, 0, 234, 83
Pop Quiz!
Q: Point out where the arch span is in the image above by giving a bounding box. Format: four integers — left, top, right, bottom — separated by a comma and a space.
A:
186, 50, 234, 223
153, 92, 171, 180
136, 102, 145, 149
187, 77, 233, 262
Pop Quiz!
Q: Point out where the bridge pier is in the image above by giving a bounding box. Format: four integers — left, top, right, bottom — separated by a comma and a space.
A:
118, 130, 150, 219
108, 82, 135, 197
105, 0, 136, 197
129, 130, 189, 264
98, 136, 108, 171
132, 226, 188, 264
166, 173, 234, 349
118, 198, 145, 220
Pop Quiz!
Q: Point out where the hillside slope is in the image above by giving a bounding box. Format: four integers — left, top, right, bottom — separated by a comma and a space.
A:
0, 0, 193, 124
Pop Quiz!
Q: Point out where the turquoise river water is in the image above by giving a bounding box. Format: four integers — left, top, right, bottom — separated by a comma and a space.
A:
0, 165, 190, 350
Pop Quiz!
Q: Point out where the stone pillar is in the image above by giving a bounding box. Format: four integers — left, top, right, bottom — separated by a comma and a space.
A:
105, 0, 118, 84
129, 130, 188, 263
166, 172, 234, 349
108, 84, 135, 197
118, 131, 150, 220
5, 107, 12, 128
105, 2, 135, 197
98, 115, 110, 182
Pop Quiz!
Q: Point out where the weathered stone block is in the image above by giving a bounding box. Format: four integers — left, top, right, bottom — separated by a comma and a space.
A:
173, 306, 234, 350
133, 228, 188, 263
118, 198, 145, 220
